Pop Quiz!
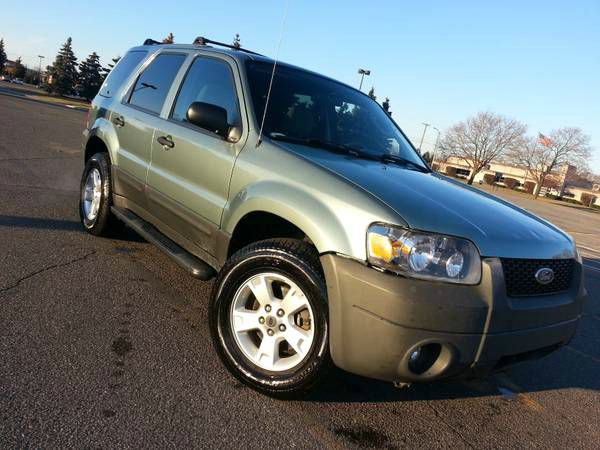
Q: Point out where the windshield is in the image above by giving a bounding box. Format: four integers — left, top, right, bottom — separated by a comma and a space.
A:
245, 60, 426, 168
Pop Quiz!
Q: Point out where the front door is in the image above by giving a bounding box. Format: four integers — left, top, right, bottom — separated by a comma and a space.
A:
147, 54, 246, 254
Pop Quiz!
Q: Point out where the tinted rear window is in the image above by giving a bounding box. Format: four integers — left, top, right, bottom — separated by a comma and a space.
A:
128, 53, 186, 115
98, 50, 147, 98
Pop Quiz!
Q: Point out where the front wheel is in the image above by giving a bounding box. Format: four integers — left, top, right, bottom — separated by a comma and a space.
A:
209, 239, 330, 397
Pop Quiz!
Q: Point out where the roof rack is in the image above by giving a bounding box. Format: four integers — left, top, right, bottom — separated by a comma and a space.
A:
143, 38, 163, 46
192, 36, 264, 56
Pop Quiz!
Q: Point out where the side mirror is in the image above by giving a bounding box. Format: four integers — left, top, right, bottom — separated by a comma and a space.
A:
186, 102, 229, 137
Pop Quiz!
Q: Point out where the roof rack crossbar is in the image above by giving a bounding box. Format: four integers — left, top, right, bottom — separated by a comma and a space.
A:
193, 36, 263, 56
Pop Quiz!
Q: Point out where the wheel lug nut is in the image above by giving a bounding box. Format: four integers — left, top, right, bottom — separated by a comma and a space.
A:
277, 309, 284, 317
265, 305, 272, 312
267, 329, 274, 336
259, 317, 265, 324
279, 324, 286, 332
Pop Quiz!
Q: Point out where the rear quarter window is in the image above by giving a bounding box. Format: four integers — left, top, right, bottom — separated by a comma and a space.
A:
98, 50, 147, 98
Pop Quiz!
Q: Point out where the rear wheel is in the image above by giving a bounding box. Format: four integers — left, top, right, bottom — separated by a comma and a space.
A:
79, 152, 122, 236
209, 239, 330, 397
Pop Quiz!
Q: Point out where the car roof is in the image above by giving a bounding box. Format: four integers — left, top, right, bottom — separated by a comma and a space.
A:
128, 43, 364, 95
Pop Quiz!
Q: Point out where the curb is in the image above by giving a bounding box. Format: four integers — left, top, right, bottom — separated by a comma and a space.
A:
0, 89, 89, 112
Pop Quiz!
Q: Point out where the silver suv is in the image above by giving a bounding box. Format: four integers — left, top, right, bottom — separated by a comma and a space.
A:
80, 37, 585, 397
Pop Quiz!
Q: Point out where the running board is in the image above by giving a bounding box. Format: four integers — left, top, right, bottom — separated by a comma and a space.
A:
111, 206, 216, 280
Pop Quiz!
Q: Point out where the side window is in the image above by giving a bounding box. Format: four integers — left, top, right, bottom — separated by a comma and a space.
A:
171, 57, 240, 127
99, 50, 147, 98
128, 53, 186, 115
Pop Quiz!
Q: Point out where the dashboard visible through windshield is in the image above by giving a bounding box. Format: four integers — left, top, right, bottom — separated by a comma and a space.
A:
245, 60, 426, 169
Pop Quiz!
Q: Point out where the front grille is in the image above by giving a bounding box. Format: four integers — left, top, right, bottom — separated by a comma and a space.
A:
500, 258, 574, 297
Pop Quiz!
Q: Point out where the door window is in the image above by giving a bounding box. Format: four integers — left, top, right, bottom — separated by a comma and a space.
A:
171, 57, 240, 127
128, 53, 186, 115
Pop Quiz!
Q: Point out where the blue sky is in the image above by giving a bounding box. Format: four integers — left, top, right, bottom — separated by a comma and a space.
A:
3, 0, 599, 171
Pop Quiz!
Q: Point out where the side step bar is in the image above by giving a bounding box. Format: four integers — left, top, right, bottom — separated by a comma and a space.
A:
111, 206, 216, 280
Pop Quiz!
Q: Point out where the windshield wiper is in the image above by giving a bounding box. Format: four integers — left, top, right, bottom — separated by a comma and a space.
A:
269, 133, 366, 157
378, 154, 430, 173
269, 133, 429, 173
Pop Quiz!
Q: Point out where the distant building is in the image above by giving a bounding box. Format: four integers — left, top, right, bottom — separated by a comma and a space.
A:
3, 59, 16, 76
435, 157, 599, 206
563, 184, 600, 206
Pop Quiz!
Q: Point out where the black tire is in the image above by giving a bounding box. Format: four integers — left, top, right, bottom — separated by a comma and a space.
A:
209, 238, 331, 397
79, 152, 123, 236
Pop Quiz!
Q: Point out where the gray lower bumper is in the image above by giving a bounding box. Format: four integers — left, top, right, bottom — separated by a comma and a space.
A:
321, 254, 585, 383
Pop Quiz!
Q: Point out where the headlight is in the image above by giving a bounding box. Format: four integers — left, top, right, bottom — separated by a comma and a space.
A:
367, 224, 481, 284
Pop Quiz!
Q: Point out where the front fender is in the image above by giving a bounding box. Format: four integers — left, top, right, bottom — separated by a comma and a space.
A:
222, 180, 358, 255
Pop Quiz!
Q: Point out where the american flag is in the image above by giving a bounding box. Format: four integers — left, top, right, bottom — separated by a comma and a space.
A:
538, 133, 552, 147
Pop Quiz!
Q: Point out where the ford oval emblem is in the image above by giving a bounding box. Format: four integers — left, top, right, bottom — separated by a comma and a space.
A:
535, 268, 555, 285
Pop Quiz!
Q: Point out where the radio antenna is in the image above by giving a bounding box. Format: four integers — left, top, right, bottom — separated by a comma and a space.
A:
256, 0, 290, 147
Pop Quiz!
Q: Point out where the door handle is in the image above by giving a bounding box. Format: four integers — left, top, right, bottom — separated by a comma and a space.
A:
157, 135, 175, 150
112, 115, 125, 127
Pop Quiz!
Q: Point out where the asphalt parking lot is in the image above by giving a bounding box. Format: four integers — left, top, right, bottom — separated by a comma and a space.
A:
0, 91, 599, 449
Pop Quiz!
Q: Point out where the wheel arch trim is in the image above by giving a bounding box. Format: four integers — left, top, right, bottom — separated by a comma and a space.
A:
221, 180, 356, 259
86, 119, 120, 165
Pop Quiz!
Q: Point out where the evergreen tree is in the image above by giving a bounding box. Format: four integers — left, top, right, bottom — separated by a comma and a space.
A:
46, 37, 78, 95
0, 39, 7, 74
367, 86, 377, 101
163, 33, 174, 44
102, 56, 121, 78
14, 57, 26, 79
382, 97, 392, 116
233, 33, 241, 49
79, 52, 103, 101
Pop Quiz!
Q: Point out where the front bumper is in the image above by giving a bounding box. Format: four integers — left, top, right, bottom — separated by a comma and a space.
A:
321, 254, 585, 382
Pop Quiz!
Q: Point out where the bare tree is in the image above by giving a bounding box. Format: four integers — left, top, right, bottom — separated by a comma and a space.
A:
439, 112, 526, 185
511, 128, 591, 198
382, 97, 391, 116
508, 135, 537, 189
367, 86, 376, 101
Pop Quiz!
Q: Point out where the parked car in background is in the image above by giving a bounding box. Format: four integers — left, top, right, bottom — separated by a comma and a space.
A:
78, 37, 586, 397
11, 78, 23, 85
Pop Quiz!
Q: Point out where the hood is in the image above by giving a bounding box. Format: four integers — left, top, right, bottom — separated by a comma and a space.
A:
278, 142, 575, 259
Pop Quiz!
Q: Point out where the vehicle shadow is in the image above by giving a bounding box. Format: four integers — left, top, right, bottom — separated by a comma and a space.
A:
0, 214, 83, 231
0, 214, 145, 242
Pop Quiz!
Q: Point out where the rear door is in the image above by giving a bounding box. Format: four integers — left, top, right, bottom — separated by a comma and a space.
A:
146, 54, 246, 253
110, 52, 187, 208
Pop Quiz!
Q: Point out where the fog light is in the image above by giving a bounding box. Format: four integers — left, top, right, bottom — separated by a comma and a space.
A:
407, 343, 442, 375
409, 348, 422, 363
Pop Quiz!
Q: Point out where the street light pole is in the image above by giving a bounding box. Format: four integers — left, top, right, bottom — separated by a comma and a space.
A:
431, 126, 441, 167
37, 55, 45, 87
357, 68, 370, 91
418, 122, 430, 153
